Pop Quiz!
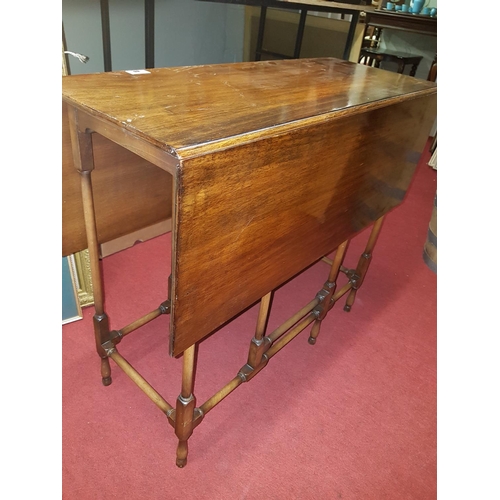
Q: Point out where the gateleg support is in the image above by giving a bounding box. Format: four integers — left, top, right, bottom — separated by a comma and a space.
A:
175, 344, 197, 468
247, 292, 272, 368
69, 106, 114, 386
308, 239, 349, 345
81, 159, 113, 385
344, 216, 385, 312
308, 282, 334, 345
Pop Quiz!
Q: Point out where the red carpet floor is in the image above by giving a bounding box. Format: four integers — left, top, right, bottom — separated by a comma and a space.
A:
63, 142, 437, 499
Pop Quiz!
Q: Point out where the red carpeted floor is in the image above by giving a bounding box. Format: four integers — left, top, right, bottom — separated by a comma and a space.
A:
62, 141, 437, 499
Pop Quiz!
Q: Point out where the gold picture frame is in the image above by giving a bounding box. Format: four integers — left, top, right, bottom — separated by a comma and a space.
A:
74, 249, 94, 307
63, 255, 83, 324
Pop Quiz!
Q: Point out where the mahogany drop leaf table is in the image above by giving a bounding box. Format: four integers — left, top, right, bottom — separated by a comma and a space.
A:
62, 57, 437, 467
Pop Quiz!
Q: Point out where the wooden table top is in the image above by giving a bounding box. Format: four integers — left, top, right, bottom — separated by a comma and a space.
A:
62, 58, 436, 160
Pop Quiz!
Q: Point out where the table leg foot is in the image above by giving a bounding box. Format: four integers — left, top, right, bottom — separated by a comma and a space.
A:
176, 441, 188, 468
308, 319, 321, 345
343, 304, 352, 312
101, 357, 112, 386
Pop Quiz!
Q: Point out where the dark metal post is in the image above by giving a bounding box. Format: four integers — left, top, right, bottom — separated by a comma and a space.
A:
100, 0, 112, 71
293, 10, 308, 59
145, 0, 155, 68
342, 11, 360, 61
254, 6, 267, 61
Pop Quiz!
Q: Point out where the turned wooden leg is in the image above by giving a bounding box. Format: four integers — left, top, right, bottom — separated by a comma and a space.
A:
247, 292, 272, 369
308, 240, 349, 345
68, 106, 113, 385
175, 344, 197, 468
344, 216, 385, 312
100, 356, 112, 386
81, 169, 114, 385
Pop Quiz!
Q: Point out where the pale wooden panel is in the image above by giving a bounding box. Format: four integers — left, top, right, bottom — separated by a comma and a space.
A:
62, 101, 173, 256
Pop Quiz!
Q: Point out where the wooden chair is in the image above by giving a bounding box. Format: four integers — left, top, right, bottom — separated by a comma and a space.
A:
427, 54, 437, 82
359, 47, 423, 76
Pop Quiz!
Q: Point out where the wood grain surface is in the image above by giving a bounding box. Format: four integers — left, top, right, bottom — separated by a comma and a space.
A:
62, 58, 436, 355
170, 94, 436, 355
62, 58, 436, 159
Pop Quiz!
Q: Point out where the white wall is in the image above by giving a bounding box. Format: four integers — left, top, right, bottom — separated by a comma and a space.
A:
63, 0, 105, 74
62, 0, 245, 75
